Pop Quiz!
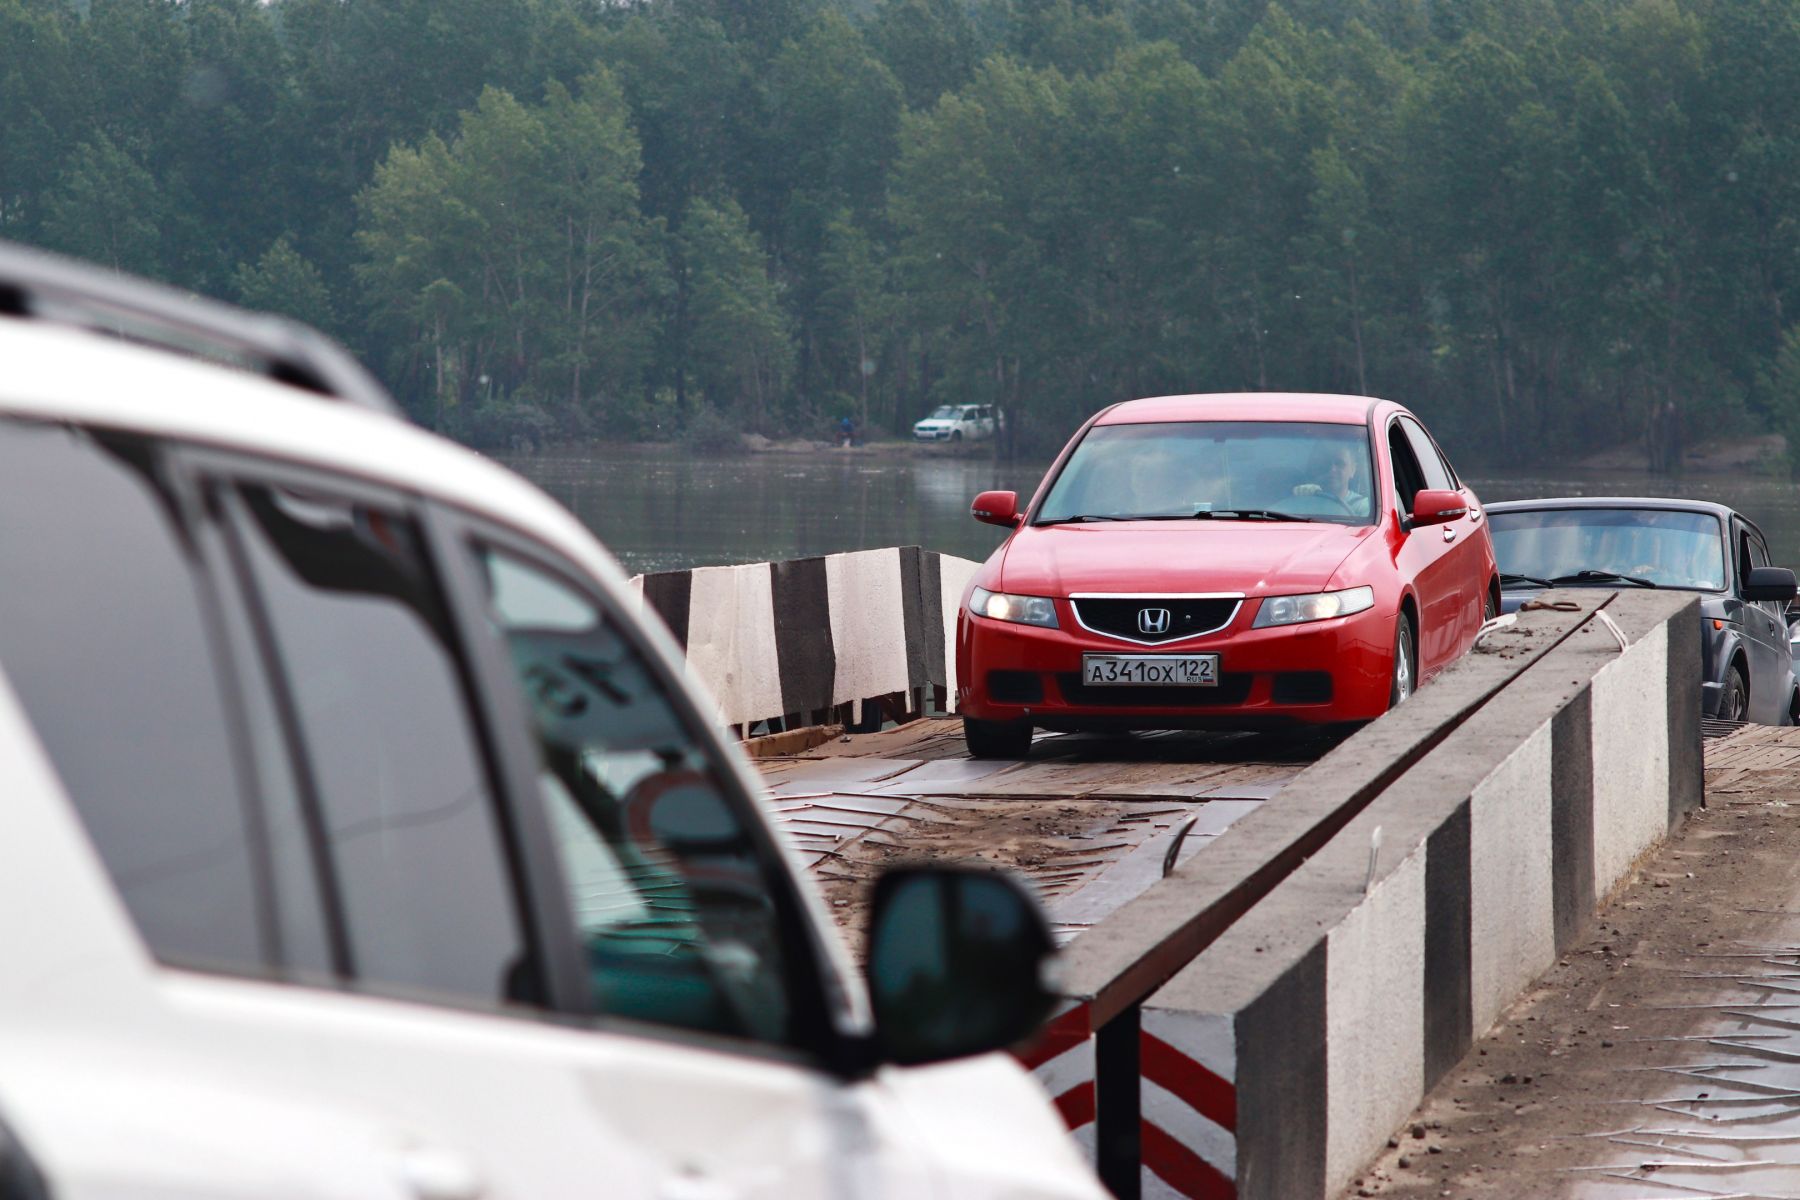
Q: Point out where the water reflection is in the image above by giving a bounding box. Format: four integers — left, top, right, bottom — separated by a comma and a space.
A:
497, 445, 1800, 574
499, 445, 1051, 573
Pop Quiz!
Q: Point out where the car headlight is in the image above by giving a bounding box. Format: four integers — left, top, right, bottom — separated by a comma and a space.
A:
1252, 585, 1375, 629
970, 586, 1059, 629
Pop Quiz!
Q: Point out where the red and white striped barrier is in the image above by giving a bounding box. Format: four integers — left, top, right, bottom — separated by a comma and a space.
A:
1017, 1001, 1097, 1151
1139, 1010, 1238, 1199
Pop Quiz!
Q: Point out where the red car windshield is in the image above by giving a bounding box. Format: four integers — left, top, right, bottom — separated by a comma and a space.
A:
1034, 421, 1377, 526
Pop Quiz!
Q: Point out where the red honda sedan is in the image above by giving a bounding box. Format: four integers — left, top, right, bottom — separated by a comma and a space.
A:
955, 394, 1498, 757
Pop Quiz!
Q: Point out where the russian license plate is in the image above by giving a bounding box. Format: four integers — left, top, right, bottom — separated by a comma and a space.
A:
1081, 654, 1219, 687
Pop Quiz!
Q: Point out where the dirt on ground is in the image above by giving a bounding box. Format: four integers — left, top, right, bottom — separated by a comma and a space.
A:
1338, 727, 1800, 1200
806, 795, 1157, 957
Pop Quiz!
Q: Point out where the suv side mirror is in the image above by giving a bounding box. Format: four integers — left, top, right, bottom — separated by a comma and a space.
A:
971, 490, 1020, 528
1409, 488, 1467, 528
864, 865, 1057, 1066
1744, 565, 1798, 603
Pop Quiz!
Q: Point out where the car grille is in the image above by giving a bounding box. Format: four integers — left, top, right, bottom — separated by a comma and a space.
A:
1055, 672, 1254, 707
1070, 596, 1239, 644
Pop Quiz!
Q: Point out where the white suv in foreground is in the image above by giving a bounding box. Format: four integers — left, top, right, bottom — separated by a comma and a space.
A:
0, 243, 1102, 1200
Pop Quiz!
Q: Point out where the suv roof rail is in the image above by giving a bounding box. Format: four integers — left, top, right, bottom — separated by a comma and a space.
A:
0, 239, 401, 417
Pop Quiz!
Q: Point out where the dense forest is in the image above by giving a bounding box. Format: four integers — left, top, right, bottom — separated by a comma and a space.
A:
6, 0, 1800, 466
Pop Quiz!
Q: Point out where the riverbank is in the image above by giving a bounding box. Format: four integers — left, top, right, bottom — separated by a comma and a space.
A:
741, 432, 1000, 458
1578, 431, 1787, 474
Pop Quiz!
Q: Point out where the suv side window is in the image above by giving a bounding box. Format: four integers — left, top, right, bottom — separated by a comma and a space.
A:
475, 546, 803, 1047
0, 422, 267, 970
218, 479, 528, 1005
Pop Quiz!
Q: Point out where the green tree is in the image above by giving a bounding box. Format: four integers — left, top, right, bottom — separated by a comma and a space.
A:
233, 235, 336, 331
41, 133, 166, 277
681, 196, 793, 432
355, 74, 665, 424
0, 0, 79, 238
817, 210, 892, 432
867, 0, 983, 110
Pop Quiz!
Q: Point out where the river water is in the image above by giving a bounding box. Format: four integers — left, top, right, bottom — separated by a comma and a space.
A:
498, 443, 1800, 575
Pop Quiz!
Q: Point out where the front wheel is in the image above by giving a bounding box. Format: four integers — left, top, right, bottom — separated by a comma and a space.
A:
950, 429, 963, 442
1389, 616, 1417, 709
1721, 666, 1748, 723
964, 717, 1032, 759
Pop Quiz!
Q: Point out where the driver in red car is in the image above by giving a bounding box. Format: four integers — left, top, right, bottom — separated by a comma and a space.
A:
1292, 443, 1367, 512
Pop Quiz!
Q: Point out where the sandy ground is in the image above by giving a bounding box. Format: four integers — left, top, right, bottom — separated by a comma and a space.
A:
1339, 725, 1800, 1200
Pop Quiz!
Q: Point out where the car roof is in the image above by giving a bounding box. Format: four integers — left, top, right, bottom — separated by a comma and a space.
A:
1097, 392, 1386, 426
0, 319, 630, 592
1486, 496, 1742, 522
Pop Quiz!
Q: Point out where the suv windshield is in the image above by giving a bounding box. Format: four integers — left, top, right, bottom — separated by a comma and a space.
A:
1490, 508, 1727, 591
1035, 421, 1376, 526
928, 406, 960, 420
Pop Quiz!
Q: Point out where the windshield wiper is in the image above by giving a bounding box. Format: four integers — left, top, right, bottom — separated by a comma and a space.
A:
1549, 569, 1659, 588
1192, 508, 1317, 522
1500, 572, 1555, 589
1035, 514, 1139, 525
1038, 508, 1319, 526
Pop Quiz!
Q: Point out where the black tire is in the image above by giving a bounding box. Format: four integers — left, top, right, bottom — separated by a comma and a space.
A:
1389, 615, 1417, 709
964, 716, 1032, 759
951, 429, 963, 442
1721, 665, 1749, 723
1483, 589, 1498, 623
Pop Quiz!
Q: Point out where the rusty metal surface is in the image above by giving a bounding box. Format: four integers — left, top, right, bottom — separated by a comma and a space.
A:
758, 718, 1329, 949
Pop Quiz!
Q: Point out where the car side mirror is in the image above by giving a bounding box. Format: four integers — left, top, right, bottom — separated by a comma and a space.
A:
1409, 488, 1467, 529
864, 865, 1057, 1066
971, 490, 1020, 528
1744, 565, 1798, 603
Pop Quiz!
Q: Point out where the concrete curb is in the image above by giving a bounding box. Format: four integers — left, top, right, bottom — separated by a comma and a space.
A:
1135, 591, 1699, 1200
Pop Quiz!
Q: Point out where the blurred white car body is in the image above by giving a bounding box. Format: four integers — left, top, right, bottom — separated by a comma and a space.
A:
0, 249, 1103, 1200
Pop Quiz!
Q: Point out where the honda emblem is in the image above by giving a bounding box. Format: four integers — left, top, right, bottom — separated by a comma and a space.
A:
1138, 607, 1172, 635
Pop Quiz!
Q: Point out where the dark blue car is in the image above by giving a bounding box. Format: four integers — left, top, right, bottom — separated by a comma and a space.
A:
1489, 497, 1799, 724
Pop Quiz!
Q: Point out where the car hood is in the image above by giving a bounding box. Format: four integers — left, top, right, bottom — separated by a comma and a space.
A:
998, 521, 1372, 597
914, 419, 953, 428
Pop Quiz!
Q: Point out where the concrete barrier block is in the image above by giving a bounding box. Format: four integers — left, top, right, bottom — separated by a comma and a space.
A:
939, 556, 978, 710
628, 549, 981, 730
1468, 723, 1554, 1036
1590, 619, 1673, 899
1136, 590, 1697, 1200
684, 562, 783, 728
1325, 846, 1426, 1186
825, 548, 909, 717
